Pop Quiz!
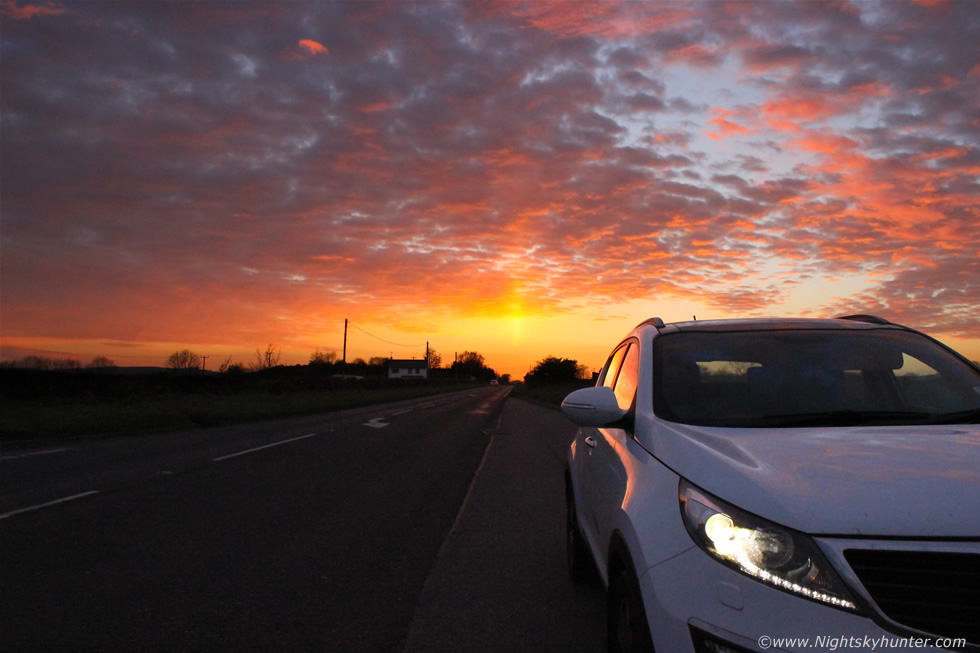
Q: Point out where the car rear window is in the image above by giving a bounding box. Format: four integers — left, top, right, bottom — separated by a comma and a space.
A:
653, 329, 980, 427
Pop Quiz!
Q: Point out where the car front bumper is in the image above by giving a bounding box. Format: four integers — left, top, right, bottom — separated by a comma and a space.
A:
639, 544, 962, 653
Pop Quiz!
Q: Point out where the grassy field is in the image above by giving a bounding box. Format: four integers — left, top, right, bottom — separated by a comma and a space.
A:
509, 380, 593, 409
0, 364, 593, 443
1, 379, 481, 443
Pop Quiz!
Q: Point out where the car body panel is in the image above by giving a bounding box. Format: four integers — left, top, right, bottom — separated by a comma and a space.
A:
563, 316, 980, 652
649, 420, 980, 537
568, 431, 693, 585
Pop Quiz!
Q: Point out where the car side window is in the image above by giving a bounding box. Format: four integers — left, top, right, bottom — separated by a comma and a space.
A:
601, 346, 627, 389
613, 343, 639, 410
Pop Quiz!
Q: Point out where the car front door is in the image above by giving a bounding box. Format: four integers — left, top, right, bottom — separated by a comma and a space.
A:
589, 340, 639, 568
576, 344, 627, 554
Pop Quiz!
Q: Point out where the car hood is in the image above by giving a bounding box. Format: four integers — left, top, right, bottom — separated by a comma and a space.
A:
647, 420, 980, 537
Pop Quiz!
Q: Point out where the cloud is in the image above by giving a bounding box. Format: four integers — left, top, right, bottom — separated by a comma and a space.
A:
706, 107, 752, 140
298, 38, 327, 56
0, 0, 68, 20
1, 0, 978, 370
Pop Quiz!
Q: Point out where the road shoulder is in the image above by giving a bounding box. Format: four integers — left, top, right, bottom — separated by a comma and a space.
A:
403, 397, 604, 652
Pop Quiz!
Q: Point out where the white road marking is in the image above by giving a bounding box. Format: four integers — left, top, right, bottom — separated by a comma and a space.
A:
0, 448, 70, 461
391, 409, 413, 416
0, 490, 101, 520
212, 433, 319, 461
362, 417, 390, 429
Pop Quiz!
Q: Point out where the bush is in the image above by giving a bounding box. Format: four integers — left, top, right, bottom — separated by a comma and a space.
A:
525, 356, 588, 386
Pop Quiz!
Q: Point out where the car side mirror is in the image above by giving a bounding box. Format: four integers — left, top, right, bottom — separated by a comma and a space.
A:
561, 386, 628, 427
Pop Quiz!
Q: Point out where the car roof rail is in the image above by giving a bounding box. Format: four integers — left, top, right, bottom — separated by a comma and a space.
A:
637, 317, 666, 329
835, 314, 892, 325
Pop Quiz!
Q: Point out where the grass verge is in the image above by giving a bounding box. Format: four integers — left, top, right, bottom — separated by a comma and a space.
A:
509, 380, 593, 409
1, 382, 480, 443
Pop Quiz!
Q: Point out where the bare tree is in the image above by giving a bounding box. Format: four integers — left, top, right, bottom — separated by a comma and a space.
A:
426, 346, 442, 369
21, 356, 52, 370
218, 356, 246, 374
167, 349, 201, 369
251, 343, 281, 371
16, 355, 82, 370
310, 348, 337, 365
88, 356, 115, 369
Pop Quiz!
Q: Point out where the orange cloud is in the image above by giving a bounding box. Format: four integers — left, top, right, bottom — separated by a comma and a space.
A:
761, 82, 892, 131
706, 107, 751, 140
359, 101, 393, 113
790, 130, 860, 154
667, 43, 721, 67
763, 95, 834, 126
506, 1, 695, 38
298, 39, 328, 56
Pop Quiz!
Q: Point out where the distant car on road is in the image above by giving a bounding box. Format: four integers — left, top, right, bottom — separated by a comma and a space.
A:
561, 315, 979, 653
489, 379, 499, 385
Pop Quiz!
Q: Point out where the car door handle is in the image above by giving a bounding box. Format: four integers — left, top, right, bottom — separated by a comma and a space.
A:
584, 436, 597, 448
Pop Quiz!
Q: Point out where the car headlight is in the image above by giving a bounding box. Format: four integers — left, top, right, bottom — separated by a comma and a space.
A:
679, 480, 859, 611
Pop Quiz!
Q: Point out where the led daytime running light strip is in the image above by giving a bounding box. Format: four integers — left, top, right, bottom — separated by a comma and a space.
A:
736, 559, 857, 610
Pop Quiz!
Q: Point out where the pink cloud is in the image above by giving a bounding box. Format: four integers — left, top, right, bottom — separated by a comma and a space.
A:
0, 0, 67, 20
706, 107, 751, 140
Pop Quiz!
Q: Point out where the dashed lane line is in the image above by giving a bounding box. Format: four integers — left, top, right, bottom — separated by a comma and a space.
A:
0, 491, 101, 520
212, 433, 320, 462
0, 448, 70, 461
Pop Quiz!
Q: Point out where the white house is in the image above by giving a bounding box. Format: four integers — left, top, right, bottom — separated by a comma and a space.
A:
387, 359, 428, 379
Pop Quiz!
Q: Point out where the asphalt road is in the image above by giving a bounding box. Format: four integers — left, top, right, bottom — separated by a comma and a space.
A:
0, 387, 604, 652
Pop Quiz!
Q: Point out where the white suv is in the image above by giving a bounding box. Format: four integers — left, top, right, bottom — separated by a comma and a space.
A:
561, 316, 979, 653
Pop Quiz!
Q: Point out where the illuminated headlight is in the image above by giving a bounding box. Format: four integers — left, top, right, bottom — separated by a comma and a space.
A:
680, 480, 859, 611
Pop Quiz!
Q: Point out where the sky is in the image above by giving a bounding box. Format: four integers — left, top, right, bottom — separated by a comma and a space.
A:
1, 0, 978, 379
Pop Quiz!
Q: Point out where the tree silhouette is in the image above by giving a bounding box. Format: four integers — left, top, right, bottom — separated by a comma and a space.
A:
525, 356, 588, 385
167, 350, 200, 369
251, 344, 281, 371
426, 346, 442, 369
310, 349, 337, 365
452, 350, 495, 380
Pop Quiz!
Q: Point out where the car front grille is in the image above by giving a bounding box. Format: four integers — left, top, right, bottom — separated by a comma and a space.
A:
843, 549, 980, 647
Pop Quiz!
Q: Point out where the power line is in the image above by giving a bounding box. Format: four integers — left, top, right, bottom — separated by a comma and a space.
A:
347, 321, 423, 348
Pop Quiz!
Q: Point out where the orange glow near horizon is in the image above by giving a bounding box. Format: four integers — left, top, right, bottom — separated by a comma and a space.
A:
7, 296, 978, 380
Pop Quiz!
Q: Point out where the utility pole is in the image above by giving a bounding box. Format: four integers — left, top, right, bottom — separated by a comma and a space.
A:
201, 355, 209, 371
343, 318, 348, 364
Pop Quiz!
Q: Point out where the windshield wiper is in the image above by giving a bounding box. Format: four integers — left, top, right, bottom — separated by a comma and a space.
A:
757, 410, 934, 427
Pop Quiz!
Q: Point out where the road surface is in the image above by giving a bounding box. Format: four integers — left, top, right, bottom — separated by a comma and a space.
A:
0, 387, 604, 651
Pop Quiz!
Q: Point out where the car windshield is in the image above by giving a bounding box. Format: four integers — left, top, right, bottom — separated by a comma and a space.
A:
653, 328, 980, 427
